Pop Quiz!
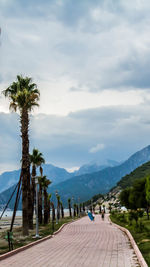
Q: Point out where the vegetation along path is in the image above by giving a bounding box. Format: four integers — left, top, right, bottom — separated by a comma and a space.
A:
0, 215, 140, 267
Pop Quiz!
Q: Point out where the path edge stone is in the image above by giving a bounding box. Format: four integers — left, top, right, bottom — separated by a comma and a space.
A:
109, 216, 148, 267
0, 218, 79, 261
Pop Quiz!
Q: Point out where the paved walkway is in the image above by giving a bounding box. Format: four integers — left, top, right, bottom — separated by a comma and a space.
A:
0, 215, 140, 267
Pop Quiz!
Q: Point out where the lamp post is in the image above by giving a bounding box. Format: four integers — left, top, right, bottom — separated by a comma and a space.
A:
55, 191, 58, 224
35, 176, 39, 238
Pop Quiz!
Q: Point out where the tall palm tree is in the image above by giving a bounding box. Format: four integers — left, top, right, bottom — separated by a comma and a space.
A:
47, 193, 52, 222
76, 204, 79, 216
68, 198, 72, 217
38, 175, 51, 224
60, 201, 64, 219
29, 149, 45, 229
73, 203, 76, 217
43, 176, 51, 224
3, 75, 40, 235
51, 202, 55, 231
79, 203, 82, 213
83, 202, 85, 212
38, 167, 44, 224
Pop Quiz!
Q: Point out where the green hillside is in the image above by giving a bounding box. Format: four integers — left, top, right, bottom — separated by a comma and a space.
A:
117, 161, 150, 189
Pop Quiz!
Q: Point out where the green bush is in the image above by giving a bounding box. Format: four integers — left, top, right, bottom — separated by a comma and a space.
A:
137, 209, 144, 218
128, 210, 139, 225
137, 220, 145, 232
116, 213, 127, 223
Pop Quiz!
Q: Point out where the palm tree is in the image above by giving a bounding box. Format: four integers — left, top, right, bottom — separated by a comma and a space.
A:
47, 193, 52, 222
3, 75, 40, 235
51, 202, 55, 231
29, 149, 45, 229
38, 167, 44, 224
76, 204, 79, 216
60, 201, 64, 219
56, 194, 61, 222
73, 203, 76, 217
68, 198, 72, 217
83, 202, 85, 212
43, 177, 51, 224
79, 203, 82, 213
38, 176, 51, 224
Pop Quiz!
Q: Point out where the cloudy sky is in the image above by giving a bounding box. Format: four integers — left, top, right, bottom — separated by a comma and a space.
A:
1, 0, 150, 173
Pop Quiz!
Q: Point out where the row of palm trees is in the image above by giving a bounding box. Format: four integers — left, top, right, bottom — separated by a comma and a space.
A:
67, 198, 86, 217
29, 148, 52, 228
2, 75, 85, 235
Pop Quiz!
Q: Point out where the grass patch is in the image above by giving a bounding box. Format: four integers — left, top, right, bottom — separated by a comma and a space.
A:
0, 216, 80, 256
110, 212, 150, 266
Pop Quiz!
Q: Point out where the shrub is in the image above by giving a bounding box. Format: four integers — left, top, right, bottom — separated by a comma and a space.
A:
137, 209, 144, 218
128, 210, 138, 225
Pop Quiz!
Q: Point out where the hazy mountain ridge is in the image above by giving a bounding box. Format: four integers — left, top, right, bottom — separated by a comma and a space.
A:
0, 160, 120, 193
74, 159, 119, 176
1, 145, 150, 208
0, 164, 73, 193
48, 145, 150, 205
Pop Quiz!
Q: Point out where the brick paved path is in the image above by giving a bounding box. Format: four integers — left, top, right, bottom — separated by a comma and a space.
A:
0, 215, 140, 267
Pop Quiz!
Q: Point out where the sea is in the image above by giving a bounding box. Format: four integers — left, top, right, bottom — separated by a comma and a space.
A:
0, 209, 70, 218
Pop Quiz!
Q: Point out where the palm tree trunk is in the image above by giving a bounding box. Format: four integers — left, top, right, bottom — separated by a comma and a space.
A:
51, 202, 55, 231
51, 202, 55, 221
21, 109, 30, 236
48, 200, 50, 222
77, 205, 79, 216
61, 204, 64, 218
28, 173, 33, 229
74, 206, 76, 217
38, 184, 43, 224
69, 204, 72, 217
83, 203, 85, 212
44, 189, 48, 224
28, 165, 36, 229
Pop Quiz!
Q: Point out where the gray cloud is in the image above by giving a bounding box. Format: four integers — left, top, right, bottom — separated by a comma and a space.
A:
1, 0, 150, 93
1, 102, 150, 172
1, 0, 150, 172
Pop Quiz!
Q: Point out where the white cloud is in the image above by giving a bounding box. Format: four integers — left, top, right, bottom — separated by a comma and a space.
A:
89, 144, 105, 153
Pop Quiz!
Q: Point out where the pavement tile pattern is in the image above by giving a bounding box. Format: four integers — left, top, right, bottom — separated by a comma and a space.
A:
0, 215, 140, 267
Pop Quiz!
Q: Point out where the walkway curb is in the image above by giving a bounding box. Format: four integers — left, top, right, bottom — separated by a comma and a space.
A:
0, 218, 80, 261
109, 216, 148, 267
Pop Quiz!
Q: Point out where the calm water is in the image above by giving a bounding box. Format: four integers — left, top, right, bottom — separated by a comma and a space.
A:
0, 209, 70, 218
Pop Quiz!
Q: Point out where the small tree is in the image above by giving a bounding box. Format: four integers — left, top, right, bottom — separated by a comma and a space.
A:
79, 203, 82, 213
42, 177, 51, 224
145, 175, 150, 220
47, 193, 52, 222
74, 204, 76, 217
83, 202, 85, 212
68, 198, 72, 217
60, 201, 64, 219
29, 148, 45, 229
56, 194, 61, 221
108, 203, 113, 213
51, 202, 55, 231
76, 204, 79, 216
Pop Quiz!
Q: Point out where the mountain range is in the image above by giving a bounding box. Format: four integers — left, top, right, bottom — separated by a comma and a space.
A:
0, 159, 119, 193
0, 145, 150, 208
48, 145, 150, 205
